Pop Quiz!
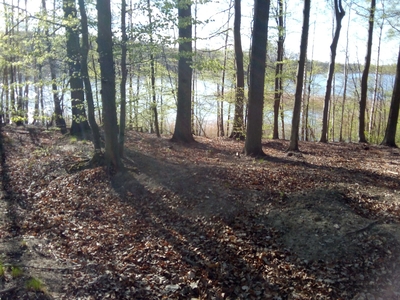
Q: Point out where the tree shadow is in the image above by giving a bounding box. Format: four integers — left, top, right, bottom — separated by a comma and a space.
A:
108, 145, 400, 298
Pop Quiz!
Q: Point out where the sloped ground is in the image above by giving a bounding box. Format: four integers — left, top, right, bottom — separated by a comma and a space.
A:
0, 125, 399, 299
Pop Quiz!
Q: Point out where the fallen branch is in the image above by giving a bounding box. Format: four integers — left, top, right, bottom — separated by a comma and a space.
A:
343, 220, 381, 237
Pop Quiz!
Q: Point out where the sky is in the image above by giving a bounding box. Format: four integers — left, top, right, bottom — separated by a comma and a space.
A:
196, 0, 399, 65
16, 0, 400, 65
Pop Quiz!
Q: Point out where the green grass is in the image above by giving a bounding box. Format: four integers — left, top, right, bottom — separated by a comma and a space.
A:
26, 277, 46, 292
0, 261, 5, 278
69, 136, 78, 143
11, 266, 23, 278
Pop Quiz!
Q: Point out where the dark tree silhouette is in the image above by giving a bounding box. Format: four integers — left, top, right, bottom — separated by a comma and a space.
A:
172, 0, 194, 143
78, 0, 101, 151
359, 0, 376, 143
288, 0, 310, 152
381, 46, 400, 148
244, 0, 270, 156
230, 0, 245, 140
273, 0, 285, 140
320, 0, 345, 143
63, 0, 90, 137
97, 0, 122, 170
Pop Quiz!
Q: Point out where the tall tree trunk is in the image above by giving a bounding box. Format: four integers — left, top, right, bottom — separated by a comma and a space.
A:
359, 0, 375, 143
91, 51, 102, 125
219, 2, 232, 137
244, 0, 270, 156
288, 0, 310, 152
63, 0, 91, 137
172, 0, 194, 143
273, 0, 285, 139
320, 0, 345, 143
97, 0, 122, 170
41, 0, 67, 133
192, 0, 197, 135
369, 17, 384, 143
230, 0, 245, 140
304, 58, 313, 141
146, 0, 160, 138
78, 0, 101, 151
119, 0, 128, 157
381, 46, 400, 148
339, 6, 351, 142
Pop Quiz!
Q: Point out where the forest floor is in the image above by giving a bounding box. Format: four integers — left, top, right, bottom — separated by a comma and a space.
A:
0, 125, 399, 299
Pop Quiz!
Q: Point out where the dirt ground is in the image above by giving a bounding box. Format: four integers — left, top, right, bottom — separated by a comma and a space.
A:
0, 125, 399, 299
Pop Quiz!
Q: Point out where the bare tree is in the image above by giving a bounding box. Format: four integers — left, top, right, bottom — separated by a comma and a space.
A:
320, 0, 345, 143
273, 0, 285, 139
97, 0, 122, 170
119, 0, 128, 157
63, 0, 91, 137
288, 0, 310, 152
244, 0, 270, 156
359, 0, 376, 143
78, 0, 101, 151
381, 46, 400, 148
172, 0, 194, 143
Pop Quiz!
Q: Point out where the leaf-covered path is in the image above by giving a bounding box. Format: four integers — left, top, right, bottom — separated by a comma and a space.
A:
0, 125, 399, 299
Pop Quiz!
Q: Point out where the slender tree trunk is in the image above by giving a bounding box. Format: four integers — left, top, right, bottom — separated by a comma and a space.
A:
97, 0, 122, 170
288, 0, 310, 152
273, 0, 285, 139
119, 0, 128, 157
230, 0, 245, 140
45, 34, 67, 131
381, 46, 400, 148
78, 0, 101, 151
219, 2, 232, 137
339, 6, 351, 142
91, 51, 102, 124
172, 0, 194, 143
320, 0, 345, 142
146, 0, 160, 138
304, 59, 313, 141
359, 0, 375, 143
244, 0, 270, 156
192, 0, 197, 135
369, 18, 384, 142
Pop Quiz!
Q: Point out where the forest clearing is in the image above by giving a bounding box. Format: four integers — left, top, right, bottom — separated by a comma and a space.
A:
0, 125, 399, 299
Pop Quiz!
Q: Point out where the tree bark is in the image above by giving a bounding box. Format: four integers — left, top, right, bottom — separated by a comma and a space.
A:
172, 0, 194, 143
97, 0, 122, 170
119, 0, 128, 157
381, 46, 400, 148
273, 0, 285, 139
146, 0, 160, 138
288, 0, 310, 152
41, 0, 67, 132
320, 0, 345, 143
63, 0, 91, 137
78, 0, 101, 151
244, 0, 270, 156
359, 0, 376, 143
230, 0, 245, 140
